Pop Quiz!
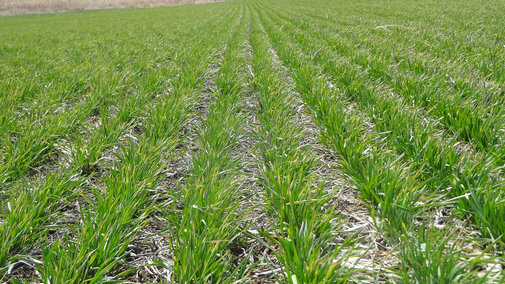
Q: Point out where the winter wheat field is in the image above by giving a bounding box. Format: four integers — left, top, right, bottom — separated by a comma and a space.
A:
1, 0, 505, 282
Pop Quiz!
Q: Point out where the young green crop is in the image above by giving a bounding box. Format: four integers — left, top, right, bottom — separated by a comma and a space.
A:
261, 3, 505, 250
249, 7, 356, 283
36, 11, 241, 283
1, 0, 504, 282
1, 3, 240, 282
164, 7, 250, 283
0, 172, 84, 277
254, 3, 498, 281
267, 2, 505, 162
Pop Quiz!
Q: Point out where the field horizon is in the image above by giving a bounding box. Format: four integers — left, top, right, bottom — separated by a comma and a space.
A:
0, 0, 227, 16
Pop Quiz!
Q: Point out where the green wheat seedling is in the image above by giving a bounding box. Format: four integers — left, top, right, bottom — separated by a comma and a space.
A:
293, 32, 504, 246
398, 223, 482, 283
255, 11, 473, 282
257, 4, 501, 281
261, 5, 505, 249
167, 10, 250, 283
268, 4, 505, 165
0, 172, 84, 275
258, 15, 419, 232
0, 6, 225, 186
38, 140, 170, 282
249, 10, 356, 282
34, 7, 237, 283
